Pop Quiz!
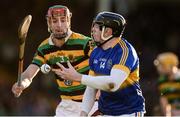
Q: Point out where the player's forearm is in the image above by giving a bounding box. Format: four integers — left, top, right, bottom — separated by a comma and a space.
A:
81, 69, 129, 92
160, 96, 169, 115
21, 64, 40, 88
20, 77, 32, 89
21, 72, 33, 89
81, 75, 118, 92
81, 87, 97, 114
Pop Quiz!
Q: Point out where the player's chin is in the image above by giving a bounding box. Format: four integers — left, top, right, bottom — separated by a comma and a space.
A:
53, 33, 66, 39
93, 35, 100, 41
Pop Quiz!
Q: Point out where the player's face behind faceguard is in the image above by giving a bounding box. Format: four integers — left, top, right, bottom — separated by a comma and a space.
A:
91, 23, 104, 46
91, 12, 126, 47
46, 5, 72, 40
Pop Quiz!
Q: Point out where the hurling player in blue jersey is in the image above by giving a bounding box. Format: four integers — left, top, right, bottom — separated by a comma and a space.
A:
53, 11, 146, 116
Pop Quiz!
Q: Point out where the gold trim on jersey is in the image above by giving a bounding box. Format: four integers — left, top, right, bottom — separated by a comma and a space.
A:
61, 95, 83, 100
113, 64, 130, 74
89, 70, 105, 76
56, 79, 81, 87
88, 49, 92, 57
110, 38, 120, 48
120, 68, 140, 89
89, 70, 96, 76
44, 50, 84, 60
118, 40, 129, 65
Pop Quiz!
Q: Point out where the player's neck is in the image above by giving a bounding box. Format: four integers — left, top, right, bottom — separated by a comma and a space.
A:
101, 37, 119, 50
52, 37, 65, 47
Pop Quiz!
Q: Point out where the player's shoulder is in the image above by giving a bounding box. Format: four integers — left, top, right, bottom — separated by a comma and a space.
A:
118, 38, 136, 52
118, 38, 130, 47
39, 38, 49, 46
115, 38, 138, 60
70, 32, 91, 40
90, 46, 98, 56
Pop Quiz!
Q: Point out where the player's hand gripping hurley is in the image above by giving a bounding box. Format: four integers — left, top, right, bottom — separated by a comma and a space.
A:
15, 15, 32, 97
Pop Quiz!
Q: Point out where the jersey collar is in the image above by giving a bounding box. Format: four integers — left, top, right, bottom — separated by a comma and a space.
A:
110, 37, 121, 48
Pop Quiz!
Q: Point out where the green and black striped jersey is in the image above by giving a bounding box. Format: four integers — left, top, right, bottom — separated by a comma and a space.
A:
158, 74, 180, 106
32, 32, 93, 101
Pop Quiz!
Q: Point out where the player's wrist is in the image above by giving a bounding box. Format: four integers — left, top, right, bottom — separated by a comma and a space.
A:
77, 73, 82, 82
81, 75, 87, 84
72, 72, 82, 82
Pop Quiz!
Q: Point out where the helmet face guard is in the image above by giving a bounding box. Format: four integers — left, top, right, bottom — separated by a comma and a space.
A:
47, 5, 71, 18
46, 5, 71, 39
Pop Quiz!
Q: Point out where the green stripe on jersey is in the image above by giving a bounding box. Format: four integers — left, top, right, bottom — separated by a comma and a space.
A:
67, 39, 89, 49
59, 84, 86, 92
77, 66, 90, 73
32, 59, 44, 66
158, 75, 168, 84
48, 56, 69, 64
38, 44, 51, 51
73, 56, 84, 62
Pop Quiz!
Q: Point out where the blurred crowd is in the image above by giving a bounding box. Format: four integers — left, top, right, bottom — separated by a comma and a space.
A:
0, 0, 180, 116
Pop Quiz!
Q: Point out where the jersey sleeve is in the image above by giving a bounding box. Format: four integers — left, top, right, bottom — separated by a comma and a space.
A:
31, 44, 46, 67
83, 37, 95, 57
113, 43, 138, 74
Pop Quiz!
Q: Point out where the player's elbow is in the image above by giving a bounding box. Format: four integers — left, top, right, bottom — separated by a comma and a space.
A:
107, 82, 120, 92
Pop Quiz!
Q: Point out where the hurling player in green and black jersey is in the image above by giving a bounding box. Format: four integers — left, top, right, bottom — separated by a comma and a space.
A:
154, 52, 180, 116
12, 5, 97, 116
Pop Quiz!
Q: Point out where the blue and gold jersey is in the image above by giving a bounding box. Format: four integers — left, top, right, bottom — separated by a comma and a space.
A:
89, 38, 145, 115
32, 32, 93, 101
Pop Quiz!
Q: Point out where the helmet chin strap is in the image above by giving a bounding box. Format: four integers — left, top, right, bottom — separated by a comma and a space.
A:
48, 16, 71, 40
95, 26, 113, 47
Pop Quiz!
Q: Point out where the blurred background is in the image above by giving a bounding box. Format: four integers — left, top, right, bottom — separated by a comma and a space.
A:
0, 0, 180, 116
